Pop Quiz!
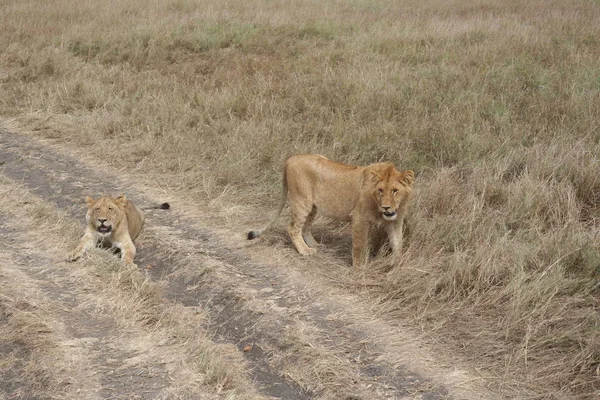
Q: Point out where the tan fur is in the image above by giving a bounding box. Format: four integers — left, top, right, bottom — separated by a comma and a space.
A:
67, 195, 145, 266
248, 154, 414, 267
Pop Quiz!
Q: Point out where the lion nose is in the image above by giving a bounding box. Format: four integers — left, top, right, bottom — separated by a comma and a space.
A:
382, 206, 390, 210
98, 218, 107, 224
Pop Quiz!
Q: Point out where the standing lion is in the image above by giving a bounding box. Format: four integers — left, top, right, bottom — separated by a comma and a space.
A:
248, 154, 414, 267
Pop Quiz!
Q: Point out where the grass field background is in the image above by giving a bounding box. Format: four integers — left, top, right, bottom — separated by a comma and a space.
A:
1, 0, 599, 397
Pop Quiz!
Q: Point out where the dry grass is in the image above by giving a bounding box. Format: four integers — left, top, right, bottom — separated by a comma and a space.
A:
1, 0, 599, 397
0, 266, 68, 399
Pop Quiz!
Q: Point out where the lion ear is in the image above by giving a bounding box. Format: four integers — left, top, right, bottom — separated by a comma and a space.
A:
367, 170, 382, 184
85, 196, 95, 207
115, 195, 128, 207
399, 170, 414, 187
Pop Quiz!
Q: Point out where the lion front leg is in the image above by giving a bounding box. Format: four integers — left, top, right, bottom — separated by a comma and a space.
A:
351, 221, 370, 267
115, 237, 137, 266
67, 230, 96, 262
385, 220, 404, 259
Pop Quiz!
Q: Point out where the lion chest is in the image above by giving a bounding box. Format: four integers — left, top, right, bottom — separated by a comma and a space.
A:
95, 231, 117, 248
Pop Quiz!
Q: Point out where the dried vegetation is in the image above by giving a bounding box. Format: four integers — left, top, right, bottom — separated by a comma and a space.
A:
1, 0, 599, 397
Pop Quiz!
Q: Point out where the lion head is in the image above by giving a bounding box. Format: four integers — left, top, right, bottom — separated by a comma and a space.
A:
85, 195, 127, 235
369, 167, 414, 221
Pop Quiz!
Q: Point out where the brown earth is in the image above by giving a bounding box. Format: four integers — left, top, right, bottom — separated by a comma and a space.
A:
0, 130, 504, 399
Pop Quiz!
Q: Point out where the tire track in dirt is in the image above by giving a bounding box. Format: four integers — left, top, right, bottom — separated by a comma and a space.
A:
0, 131, 309, 398
0, 195, 169, 398
0, 130, 451, 399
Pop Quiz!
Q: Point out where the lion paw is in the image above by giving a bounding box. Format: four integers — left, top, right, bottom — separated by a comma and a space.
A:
304, 238, 325, 249
298, 247, 318, 256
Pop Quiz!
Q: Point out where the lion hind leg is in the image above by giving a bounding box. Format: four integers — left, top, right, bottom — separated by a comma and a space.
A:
302, 206, 321, 248
289, 203, 317, 256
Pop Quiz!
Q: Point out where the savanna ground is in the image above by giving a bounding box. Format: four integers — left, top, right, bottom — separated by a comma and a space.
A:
1, 0, 599, 398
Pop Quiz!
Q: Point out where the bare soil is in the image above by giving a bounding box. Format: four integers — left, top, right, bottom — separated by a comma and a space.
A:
0, 130, 502, 399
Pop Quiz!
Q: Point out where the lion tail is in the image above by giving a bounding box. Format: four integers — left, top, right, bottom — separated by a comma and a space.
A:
142, 202, 171, 211
247, 170, 288, 240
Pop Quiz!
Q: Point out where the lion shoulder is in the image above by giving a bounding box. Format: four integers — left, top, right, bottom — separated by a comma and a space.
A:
121, 199, 145, 241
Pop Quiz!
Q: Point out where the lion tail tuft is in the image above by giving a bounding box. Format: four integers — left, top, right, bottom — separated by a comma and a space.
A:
247, 168, 288, 241
247, 230, 261, 240
142, 202, 171, 211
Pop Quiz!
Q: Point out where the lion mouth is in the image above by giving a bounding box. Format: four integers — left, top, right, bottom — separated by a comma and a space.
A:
97, 225, 112, 234
382, 211, 397, 220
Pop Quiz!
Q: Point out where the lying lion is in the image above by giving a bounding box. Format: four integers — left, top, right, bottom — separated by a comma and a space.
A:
67, 195, 169, 266
248, 154, 414, 267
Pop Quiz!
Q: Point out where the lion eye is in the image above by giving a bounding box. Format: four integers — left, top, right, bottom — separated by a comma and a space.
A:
378, 188, 384, 194
392, 189, 398, 194
108, 207, 113, 211
95, 208, 100, 212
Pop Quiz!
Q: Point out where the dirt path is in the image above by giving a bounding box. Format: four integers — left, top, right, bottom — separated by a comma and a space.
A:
0, 129, 499, 399
0, 211, 170, 399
